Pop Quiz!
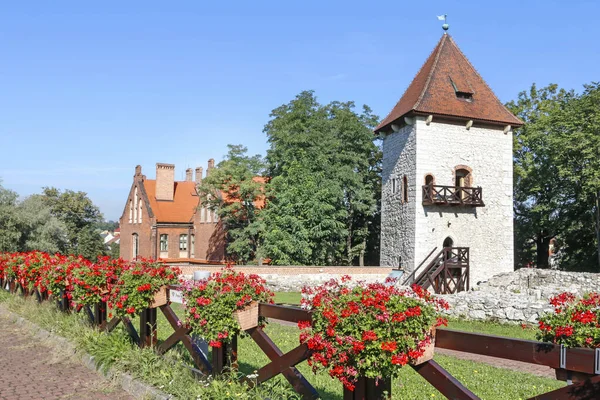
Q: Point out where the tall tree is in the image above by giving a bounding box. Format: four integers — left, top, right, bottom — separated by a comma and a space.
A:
507, 82, 600, 271
17, 195, 68, 253
0, 181, 21, 252
262, 91, 381, 265
197, 144, 266, 264
41, 187, 103, 255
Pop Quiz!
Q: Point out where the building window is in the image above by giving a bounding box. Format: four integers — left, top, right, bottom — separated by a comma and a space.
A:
179, 234, 188, 251
134, 188, 138, 223
392, 177, 397, 194
138, 198, 143, 223
160, 234, 168, 252
190, 234, 195, 258
132, 233, 139, 260
403, 175, 408, 203
129, 200, 133, 223
425, 174, 434, 186
214, 208, 219, 222
207, 208, 212, 223
200, 207, 206, 223
455, 168, 472, 187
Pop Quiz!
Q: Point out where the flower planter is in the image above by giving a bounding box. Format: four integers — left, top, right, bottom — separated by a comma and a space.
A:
233, 302, 259, 330
342, 377, 391, 400
554, 368, 597, 383
149, 286, 168, 308
410, 328, 436, 365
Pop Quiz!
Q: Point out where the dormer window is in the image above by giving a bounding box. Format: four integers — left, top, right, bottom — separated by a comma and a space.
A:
449, 76, 474, 102
455, 91, 473, 102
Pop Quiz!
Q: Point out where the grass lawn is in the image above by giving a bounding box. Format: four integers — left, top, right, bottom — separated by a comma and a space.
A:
274, 291, 302, 305
0, 291, 564, 400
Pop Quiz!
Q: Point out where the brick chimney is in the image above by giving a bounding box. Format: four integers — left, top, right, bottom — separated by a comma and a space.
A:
195, 167, 203, 185
155, 163, 175, 201
207, 158, 215, 176
185, 168, 193, 182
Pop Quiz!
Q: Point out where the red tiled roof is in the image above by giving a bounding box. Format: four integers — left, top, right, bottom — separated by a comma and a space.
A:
143, 180, 199, 223
375, 34, 522, 132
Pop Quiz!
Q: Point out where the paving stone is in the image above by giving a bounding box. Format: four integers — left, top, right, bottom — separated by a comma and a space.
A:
0, 312, 133, 400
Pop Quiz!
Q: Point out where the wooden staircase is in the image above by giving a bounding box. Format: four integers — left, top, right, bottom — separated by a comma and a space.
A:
403, 247, 470, 294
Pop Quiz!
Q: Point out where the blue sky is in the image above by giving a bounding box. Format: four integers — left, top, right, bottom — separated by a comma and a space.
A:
1, 1, 598, 220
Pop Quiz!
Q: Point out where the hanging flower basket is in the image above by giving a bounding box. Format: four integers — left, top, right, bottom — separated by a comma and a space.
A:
233, 301, 259, 330
149, 285, 169, 308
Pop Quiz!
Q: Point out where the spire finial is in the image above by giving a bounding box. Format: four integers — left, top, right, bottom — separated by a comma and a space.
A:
437, 14, 449, 33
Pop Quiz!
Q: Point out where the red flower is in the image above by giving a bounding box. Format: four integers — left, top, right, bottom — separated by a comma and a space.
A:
381, 341, 397, 352
362, 330, 377, 341
209, 340, 222, 348
391, 353, 408, 365
298, 320, 311, 330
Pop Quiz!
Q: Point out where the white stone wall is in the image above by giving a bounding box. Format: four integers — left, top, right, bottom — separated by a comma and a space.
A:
380, 124, 417, 268
414, 118, 514, 286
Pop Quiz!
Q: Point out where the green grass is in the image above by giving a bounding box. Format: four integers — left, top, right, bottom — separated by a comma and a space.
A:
446, 318, 538, 340
0, 291, 564, 400
274, 291, 302, 305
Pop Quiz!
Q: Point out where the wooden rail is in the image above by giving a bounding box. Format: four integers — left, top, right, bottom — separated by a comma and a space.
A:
2, 278, 600, 399
422, 184, 485, 207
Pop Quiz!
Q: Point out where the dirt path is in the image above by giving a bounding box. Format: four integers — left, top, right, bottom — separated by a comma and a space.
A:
0, 312, 133, 400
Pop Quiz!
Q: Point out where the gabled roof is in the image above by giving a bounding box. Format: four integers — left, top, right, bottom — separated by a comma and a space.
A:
143, 180, 198, 224
375, 34, 523, 133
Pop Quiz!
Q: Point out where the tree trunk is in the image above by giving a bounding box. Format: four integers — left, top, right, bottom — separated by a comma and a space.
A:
346, 210, 353, 266
359, 238, 366, 267
595, 191, 600, 272
536, 235, 551, 269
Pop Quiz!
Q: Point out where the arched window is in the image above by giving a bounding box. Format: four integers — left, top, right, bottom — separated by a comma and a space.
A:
129, 200, 133, 223
403, 175, 408, 203
443, 236, 454, 248
454, 166, 473, 187
425, 174, 434, 186
134, 188, 138, 223
132, 233, 139, 260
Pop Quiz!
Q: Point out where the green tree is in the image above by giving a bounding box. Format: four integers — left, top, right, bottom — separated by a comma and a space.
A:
76, 225, 108, 260
41, 187, 104, 256
0, 181, 21, 252
507, 82, 600, 271
262, 91, 381, 265
17, 195, 68, 253
197, 144, 266, 264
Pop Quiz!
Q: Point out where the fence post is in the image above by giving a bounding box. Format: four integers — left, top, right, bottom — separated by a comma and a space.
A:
58, 290, 71, 312
343, 377, 391, 400
94, 301, 108, 329
140, 307, 158, 348
212, 336, 238, 375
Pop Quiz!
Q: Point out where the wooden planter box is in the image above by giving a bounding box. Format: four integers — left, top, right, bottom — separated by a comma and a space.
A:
149, 286, 168, 308
555, 368, 597, 383
343, 377, 390, 400
233, 302, 259, 330
410, 328, 436, 365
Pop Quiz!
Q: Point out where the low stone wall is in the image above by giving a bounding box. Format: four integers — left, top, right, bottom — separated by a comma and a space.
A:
175, 265, 392, 292
440, 268, 600, 324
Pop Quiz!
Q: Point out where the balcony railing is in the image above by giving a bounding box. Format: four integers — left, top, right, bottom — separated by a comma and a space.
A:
422, 184, 485, 207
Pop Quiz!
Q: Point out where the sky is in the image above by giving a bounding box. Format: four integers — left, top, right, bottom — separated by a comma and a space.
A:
1, 0, 598, 221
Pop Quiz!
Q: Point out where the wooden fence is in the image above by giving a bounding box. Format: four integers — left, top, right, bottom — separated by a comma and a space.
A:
2, 278, 600, 400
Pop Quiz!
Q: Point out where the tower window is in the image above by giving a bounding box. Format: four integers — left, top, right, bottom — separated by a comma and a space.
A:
403, 175, 408, 203
425, 174, 434, 186
455, 91, 473, 102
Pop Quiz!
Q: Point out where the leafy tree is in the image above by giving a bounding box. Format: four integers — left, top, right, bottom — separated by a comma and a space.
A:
197, 144, 266, 264
507, 82, 600, 271
0, 181, 21, 252
262, 91, 381, 265
41, 187, 104, 256
17, 195, 68, 253
76, 225, 108, 261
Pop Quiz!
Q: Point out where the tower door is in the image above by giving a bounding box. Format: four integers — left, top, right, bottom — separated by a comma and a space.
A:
455, 168, 471, 200
443, 236, 454, 248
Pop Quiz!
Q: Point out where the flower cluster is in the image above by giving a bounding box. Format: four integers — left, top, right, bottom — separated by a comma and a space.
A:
0, 252, 181, 316
537, 292, 600, 348
182, 266, 274, 348
107, 258, 180, 318
299, 277, 449, 391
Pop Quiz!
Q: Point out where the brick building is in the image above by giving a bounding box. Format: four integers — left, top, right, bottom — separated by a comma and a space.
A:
119, 161, 226, 263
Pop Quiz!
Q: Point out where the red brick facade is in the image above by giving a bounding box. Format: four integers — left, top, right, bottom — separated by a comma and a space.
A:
119, 163, 226, 263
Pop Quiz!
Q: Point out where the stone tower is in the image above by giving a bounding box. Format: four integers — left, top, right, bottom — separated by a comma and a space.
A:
375, 34, 523, 289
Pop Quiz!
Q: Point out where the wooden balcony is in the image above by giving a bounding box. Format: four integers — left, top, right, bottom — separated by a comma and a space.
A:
422, 184, 485, 207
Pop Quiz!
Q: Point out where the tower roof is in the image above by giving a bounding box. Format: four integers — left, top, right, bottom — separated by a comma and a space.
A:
375, 34, 522, 133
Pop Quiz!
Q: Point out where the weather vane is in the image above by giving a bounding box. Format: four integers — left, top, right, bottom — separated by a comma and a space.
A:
437, 14, 449, 32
